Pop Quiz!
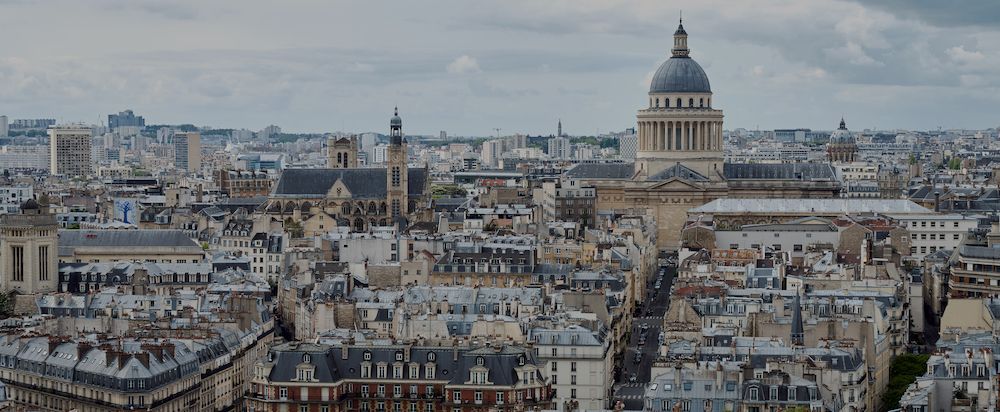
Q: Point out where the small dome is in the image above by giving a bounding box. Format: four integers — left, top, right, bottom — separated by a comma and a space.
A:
20, 199, 39, 210
830, 118, 854, 144
390, 107, 402, 126
649, 57, 711, 94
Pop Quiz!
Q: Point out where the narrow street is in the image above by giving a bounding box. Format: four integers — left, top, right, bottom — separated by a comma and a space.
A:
613, 261, 677, 408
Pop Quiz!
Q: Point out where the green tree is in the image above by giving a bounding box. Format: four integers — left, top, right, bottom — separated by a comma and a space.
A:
948, 157, 962, 170
0, 290, 17, 318
881, 353, 930, 412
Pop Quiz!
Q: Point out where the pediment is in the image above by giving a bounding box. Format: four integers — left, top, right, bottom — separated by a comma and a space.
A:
646, 177, 704, 191
326, 179, 352, 199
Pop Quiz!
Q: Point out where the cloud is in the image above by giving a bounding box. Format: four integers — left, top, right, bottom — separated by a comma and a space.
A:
946, 46, 986, 64
446, 55, 482, 74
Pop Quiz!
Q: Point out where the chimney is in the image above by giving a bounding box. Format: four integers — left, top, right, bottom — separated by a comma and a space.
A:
77, 341, 93, 360
715, 362, 724, 390
453, 339, 460, 361
135, 352, 151, 368
773, 294, 785, 318
741, 363, 754, 383
163, 342, 175, 358
342, 341, 350, 360
48, 336, 61, 355
674, 364, 682, 388
404, 343, 412, 362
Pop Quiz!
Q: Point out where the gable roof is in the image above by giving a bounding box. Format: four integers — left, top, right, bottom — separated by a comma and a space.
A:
564, 163, 634, 180
272, 168, 427, 199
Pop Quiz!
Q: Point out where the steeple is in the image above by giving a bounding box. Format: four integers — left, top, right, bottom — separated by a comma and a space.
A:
672, 14, 689, 57
390, 107, 403, 145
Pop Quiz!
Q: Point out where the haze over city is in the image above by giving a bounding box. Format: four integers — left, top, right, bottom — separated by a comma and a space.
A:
1, 0, 999, 134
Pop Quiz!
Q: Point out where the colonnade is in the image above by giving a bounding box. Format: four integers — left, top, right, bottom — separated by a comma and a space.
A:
637, 120, 723, 152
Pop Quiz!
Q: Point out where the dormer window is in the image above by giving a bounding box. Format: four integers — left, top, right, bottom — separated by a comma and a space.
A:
395, 351, 403, 361
364, 351, 372, 361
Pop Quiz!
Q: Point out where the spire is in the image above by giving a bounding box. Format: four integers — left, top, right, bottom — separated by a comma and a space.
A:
394, 106, 398, 117
671, 13, 690, 58
839, 117, 847, 130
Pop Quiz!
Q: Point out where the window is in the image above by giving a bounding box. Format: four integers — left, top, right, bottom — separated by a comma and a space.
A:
453, 390, 461, 403
770, 386, 778, 400
279, 387, 288, 399
377, 384, 386, 397
571, 375, 576, 385
425, 364, 436, 379
300, 406, 309, 412
393, 385, 402, 398
749, 387, 758, 400
362, 385, 370, 397
570, 362, 577, 372
571, 388, 577, 399
474, 391, 483, 404
551, 362, 557, 372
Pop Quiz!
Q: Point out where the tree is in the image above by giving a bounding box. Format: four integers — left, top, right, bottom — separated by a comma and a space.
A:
0, 290, 17, 319
948, 157, 962, 170
881, 353, 930, 412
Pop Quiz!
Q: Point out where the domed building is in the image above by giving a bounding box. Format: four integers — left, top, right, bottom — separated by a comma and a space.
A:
827, 118, 858, 163
636, 19, 724, 181
565, 19, 841, 248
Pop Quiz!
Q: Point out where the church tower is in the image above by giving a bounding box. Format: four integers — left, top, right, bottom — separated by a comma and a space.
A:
0, 199, 58, 294
327, 135, 358, 168
386, 107, 409, 222
635, 18, 724, 180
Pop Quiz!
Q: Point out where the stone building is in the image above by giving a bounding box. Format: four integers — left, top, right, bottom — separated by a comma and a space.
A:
0, 199, 58, 295
565, 21, 840, 249
246, 341, 553, 412
266, 109, 430, 232
827, 118, 858, 163
327, 135, 359, 168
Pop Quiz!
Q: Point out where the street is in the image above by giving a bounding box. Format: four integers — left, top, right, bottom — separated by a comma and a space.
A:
613, 261, 677, 408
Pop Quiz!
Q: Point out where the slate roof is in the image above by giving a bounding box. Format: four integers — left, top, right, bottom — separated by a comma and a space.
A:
271, 168, 427, 199
266, 343, 542, 386
59, 230, 201, 249
564, 163, 635, 180
723, 163, 836, 180
690, 199, 932, 214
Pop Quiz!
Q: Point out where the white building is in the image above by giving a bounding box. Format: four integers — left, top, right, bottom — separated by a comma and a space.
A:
530, 326, 613, 411
548, 136, 571, 159
481, 139, 503, 168
889, 214, 979, 260
714, 218, 841, 258
619, 132, 638, 159
0, 145, 50, 170
0, 115, 7, 138
0, 185, 32, 214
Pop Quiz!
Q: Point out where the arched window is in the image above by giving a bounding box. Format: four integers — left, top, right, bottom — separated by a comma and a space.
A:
655, 98, 660, 107
354, 218, 365, 232
676, 98, 681, 107
689, 98, 694, 107
341, 202, 351, 216
699, 98, 704, 107
665, 98, 670, 108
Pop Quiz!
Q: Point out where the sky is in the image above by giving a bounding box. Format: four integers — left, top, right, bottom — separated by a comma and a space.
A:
1, 0, 998, 136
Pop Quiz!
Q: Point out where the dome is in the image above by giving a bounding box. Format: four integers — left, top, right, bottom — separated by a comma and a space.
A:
390, 107, 402, 126
20, 199, 39, 210
829, 118, 854, 144
649, 57, 711, 94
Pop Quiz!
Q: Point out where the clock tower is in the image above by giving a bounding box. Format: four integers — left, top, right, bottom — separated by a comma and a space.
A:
386, 107, 409, 224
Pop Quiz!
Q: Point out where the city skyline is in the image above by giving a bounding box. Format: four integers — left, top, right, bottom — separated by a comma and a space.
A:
0, 1, 998, 135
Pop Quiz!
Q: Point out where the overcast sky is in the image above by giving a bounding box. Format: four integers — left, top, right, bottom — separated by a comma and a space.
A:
1, 0, 998, 135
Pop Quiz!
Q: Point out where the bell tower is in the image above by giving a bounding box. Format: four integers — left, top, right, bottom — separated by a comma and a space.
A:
386, 107, 409, 223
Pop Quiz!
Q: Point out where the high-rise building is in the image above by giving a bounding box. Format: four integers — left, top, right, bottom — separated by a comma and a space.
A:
481, 139, 503, 168
48, 125, 92, 177
107, 109, 145, 130
0, 115, 8, 138
173, 132, 202, 173
0, 199, 58, 294
258, 125, 281, 139
11, 119, 55, 129
548, 136, 571, 159
619, 129, 638, 159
